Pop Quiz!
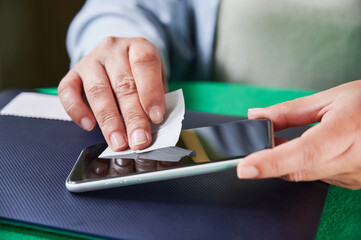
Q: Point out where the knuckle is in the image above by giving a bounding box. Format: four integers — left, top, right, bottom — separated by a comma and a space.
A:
58, 80, 71, 97
73, 55, 93, 71
130, 49, 160, 67
58, 71, 78, 94
125, 111, 147, 127
62, 99, 80, 115
97, 108, 119, 128
78, 53, 92, 63
113, 74, 137, 96
127, 112, 146, 123
58, 83, 76, 105
86, 82, 109, 99
99, 36, 119, 48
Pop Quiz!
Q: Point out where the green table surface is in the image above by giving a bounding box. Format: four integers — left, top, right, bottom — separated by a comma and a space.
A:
1, 81, 361, 239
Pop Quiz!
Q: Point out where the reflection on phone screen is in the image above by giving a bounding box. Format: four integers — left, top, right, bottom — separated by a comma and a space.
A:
71, 119, 272, 182
83, 157, 184, 180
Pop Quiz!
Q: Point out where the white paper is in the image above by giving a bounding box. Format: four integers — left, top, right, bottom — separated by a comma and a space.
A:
0, 92, 71, 121
99, 89, 185, 158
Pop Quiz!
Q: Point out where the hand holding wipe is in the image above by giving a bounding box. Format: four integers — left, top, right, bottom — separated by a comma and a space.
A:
99, 89, 185, 158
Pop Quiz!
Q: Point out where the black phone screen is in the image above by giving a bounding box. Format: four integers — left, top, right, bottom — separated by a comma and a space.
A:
69, 119, 273, 182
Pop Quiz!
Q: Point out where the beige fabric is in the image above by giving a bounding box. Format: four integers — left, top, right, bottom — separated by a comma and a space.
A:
214, 0, 361, 90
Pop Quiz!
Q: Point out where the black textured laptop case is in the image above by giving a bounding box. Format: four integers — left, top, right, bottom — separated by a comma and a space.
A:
0, 89, 328, 240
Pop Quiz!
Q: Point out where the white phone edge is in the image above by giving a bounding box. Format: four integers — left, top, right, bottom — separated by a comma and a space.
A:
65, 158, 242, 192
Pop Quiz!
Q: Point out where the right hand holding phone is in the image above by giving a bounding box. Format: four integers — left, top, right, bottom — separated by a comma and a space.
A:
238, 80, 361, 190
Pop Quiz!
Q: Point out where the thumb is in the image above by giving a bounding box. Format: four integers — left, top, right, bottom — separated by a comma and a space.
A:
248, 93, 331, 131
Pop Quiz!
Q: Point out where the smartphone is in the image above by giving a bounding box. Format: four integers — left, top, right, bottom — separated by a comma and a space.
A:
66, 119, 274, 192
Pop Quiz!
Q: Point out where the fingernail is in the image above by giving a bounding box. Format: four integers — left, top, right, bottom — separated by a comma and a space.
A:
131, 129, 148, 146
149, 106, 164, 123
238, 165, 259, 179
80, 117, 93, 131
110, 131, 126, 149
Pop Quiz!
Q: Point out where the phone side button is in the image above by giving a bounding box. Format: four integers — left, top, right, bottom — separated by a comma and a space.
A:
124, 178, 141, 184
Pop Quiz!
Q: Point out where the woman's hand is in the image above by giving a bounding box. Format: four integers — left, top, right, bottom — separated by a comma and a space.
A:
237, 80, 361, 190
59, 37, 166, 151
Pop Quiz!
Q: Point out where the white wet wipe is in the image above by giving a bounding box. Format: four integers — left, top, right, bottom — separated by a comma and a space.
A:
99, 89, 186, 159
107, 147, 196, 162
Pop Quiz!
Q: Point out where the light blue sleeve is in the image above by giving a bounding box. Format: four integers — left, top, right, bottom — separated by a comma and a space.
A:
66, 0, 220, 81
